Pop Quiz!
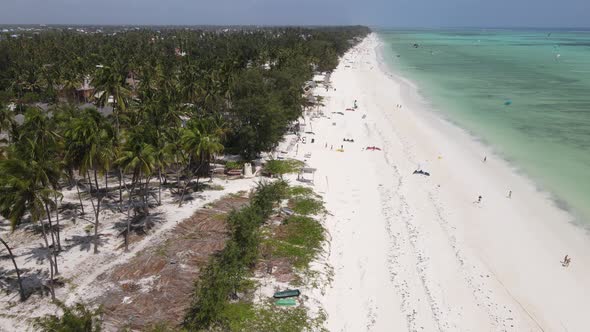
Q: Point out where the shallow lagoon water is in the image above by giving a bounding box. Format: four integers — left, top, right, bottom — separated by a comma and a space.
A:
378, 29, 590, 224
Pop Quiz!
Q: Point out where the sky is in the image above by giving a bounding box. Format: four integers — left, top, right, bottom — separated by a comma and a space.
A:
0, 0, 589, 28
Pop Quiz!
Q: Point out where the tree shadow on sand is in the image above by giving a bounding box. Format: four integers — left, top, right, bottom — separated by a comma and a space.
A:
22, 245, 51, 266
63, 234, 107, 253
113, 211, 166, 248
0, 265, 54, 301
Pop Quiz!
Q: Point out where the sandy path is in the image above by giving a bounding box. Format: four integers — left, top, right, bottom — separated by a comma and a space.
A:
297, 34, 590, 332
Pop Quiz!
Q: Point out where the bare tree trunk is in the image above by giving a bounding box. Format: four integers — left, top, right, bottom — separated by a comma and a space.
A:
178, 157, 198, 208
44, 204, 59, 275
158, 168, 162, 205
178, 174, 193, 208
93, 196, 102, 254
93, 168, 100, 195
93, 168, 102, 254
0, 237, 25, 301
86, 170, 96, 216
54, 193, 61, 252
144, 176, 150, 210
75, 179, 85, 215
142, 176, 147, 207
124, 173, 138, 252
118, 168, 124, 212
176, 160, 181, 194
39, 221, 56, 301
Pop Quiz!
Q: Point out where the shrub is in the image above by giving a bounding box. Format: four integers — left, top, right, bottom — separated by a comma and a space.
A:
288, 186, 315, 198
226, 303, 326, 332
34, 302, 102, 332
271, 216, 325, 269
251, 180, 288, 219
263, 159, 303, 178
289, 196, 324, 216
225, 161, 244, 170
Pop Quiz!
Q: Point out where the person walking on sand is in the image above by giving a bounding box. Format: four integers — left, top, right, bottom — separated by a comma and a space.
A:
483, 156, 487, 162
562, 254, 571, 267
508, 190, 512, 198
477, 195, 482, 203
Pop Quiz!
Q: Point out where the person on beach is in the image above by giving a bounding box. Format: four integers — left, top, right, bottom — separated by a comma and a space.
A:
477, 195, 482, 203
562, 254, 571, 267
483, 156, 487, 162
508, 190, 512, 198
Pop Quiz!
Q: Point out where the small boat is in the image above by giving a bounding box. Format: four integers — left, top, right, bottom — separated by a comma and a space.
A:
273, 289, 301, 298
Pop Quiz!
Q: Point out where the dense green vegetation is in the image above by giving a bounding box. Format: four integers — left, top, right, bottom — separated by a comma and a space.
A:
0, 26, 369, 304
268, 215, 326, 269
289, 196, 325, 216
33, 302, 102, 332
220, 302, 326, 332
266, 187, 326, 269
184, 180, 289, 330
184, 181, 327, 331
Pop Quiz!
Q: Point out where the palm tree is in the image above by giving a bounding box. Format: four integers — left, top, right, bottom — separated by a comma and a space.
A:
116, 129, 155, 251
163, 127, 187, 196
0, 236, 25, 301
12, 108, 63, 267
92, 60, 130, 136
179, 118, 224, 207
53, 104, 86, 215
0, 158, 61, 301
63, 108, 114, 254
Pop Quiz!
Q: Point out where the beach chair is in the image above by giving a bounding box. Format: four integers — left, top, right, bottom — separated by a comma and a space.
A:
273, 289, 301, 298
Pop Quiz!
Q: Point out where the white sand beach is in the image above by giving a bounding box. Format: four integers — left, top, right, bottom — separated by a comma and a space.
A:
295, 33, 590, 331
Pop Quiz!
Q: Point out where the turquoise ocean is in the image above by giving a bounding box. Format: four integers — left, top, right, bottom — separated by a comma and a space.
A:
378, 29, 590, 225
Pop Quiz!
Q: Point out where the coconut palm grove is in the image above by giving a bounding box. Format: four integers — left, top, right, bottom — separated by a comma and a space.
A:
0, 26, 370, 330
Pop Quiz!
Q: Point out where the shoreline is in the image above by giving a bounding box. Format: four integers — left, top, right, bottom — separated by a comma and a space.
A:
375, 31, 590, 228
297, 33, 590, 331
375, 34, 587, 228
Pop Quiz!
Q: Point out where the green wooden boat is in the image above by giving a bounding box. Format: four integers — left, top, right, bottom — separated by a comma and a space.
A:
275, 298, 297, 306
273, 289, 301, 298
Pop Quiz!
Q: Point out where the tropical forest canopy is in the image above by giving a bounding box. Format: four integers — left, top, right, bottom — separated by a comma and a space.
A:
0, 26, 369, 303
0, 26, 369, 158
